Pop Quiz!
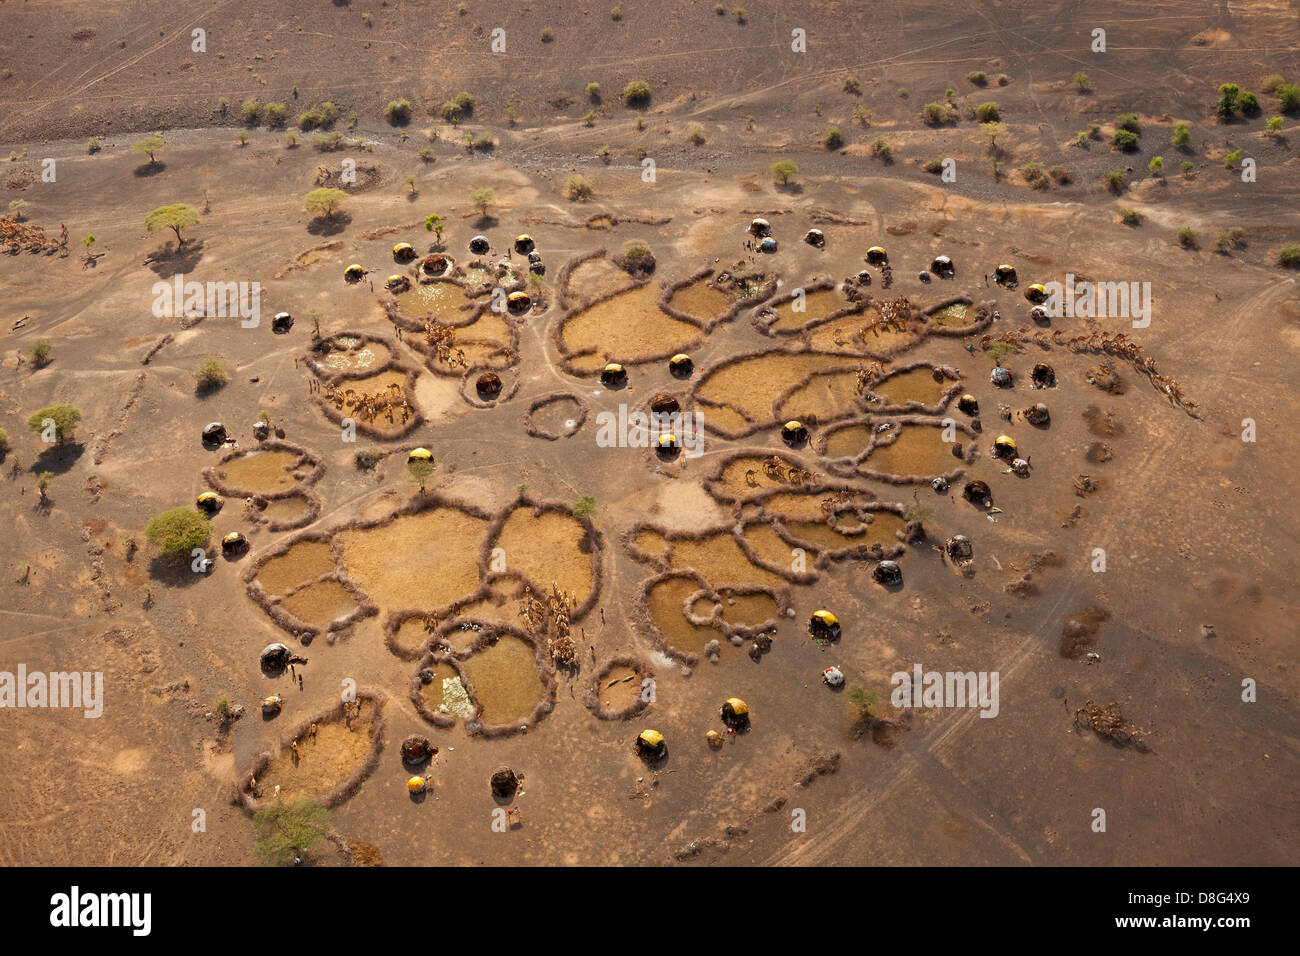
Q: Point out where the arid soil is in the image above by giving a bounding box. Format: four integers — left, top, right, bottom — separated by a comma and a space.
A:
1, 1, 1298, 867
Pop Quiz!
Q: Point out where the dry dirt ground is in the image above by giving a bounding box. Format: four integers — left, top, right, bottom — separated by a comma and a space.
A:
0, 1, 1297, 866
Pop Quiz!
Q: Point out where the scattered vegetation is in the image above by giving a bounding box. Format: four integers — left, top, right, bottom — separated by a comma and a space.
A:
823, 126, 843, 149
1103, 169, 1127, 193
1278, 243, 1300, 268
922, 102, 956, 125
1072, 71, 1090, 92
572, 495, 597, 519
1177, 227, 1199, 249
1119, 207, 1142, 226
1112, 129, 1139, 151
967, 71, 987, 87
973, 101, 1000, 122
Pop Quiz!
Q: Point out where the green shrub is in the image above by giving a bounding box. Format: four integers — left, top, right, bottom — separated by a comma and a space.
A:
29, 339, 53, 366
1115, 113, 1140, 133
1113, 129, 1139, 150
586, 82, 601, 101
195, 358, 229, 390
1171, 122, 1192, 147
823, 126, 843, 149
312, 132, 346, 151
1119, 208, 1142, 225
1177, 227, 1199, 249
921, 102, 956, 125
974, 101, 1000, 122
922, 158, 944, 174
622, 79, 651, 106
1278, 243, 1300, 268
146, 507, 212, 556
1240, 91, 1260, 116
1103, 169, 1127, 193
567, 176, 594, 199
967, 71, 987, 86
1276, 84, 1300, 113
240, 99, 263, 125
572, 495, 597, 519
264, 102, 287, 127
383, 99, 412, 124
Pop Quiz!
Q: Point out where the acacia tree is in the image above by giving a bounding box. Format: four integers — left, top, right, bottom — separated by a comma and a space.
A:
131, 133, 165, 166
468, 187, 494, 217
26, 403, 81, 444
304, 187, 349, 220
770, 160, 799, 185
145, 203, 201, 246
424, 213, 445, 242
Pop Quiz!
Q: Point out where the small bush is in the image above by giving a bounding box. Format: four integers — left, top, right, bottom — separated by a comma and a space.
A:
572, 495, 597, 519
1049, 165, 1072, 184
1277, 243, 1300, 268
1171, 122, 1191, 147
383, 99, 412, 124
843, 76, 861, 95
974, 101, 1000, 122
688, 127, 706, 145
567, 176, 594, 200
622, 80, 651, 106
87, 136, 102, 154
1240, 91, 1261, 116
240, 98, 263, 126
195, 358, 230, 391
1261, 74, 1285, 94
29, 339, 53, 366
621, 239, 654, 266
611, 7, 623, 20
233, 130, 249, 146
1215, 229, 1245, 253
312, 132, 346, 151
871, 137, 892, 161
284, 131, 299, 148
586, 82, 601, 101
418, 146, 434, 162
355, 447, 385, 470
1115, 113, 1141, 133
823, 126, 843, 149
1181, 160, 1194, 173
922, 158, 944, 174
1072, 72, 1089, 92
1113, 129, 1139, 151
1119, 208, 1142, 225
540, 27, 555, 42
1276, 84, 1300, 113
1223, 149, 1242, 168
967, 71, 987, 86
265, 102, 287, 127
1177, 227, 1199, 249
1103, 169, 1127, 193
921, 102, 956, 125
1265, 116, 1284, 133
1020, 161, 1049, 189
1148, 156, 1164, 175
